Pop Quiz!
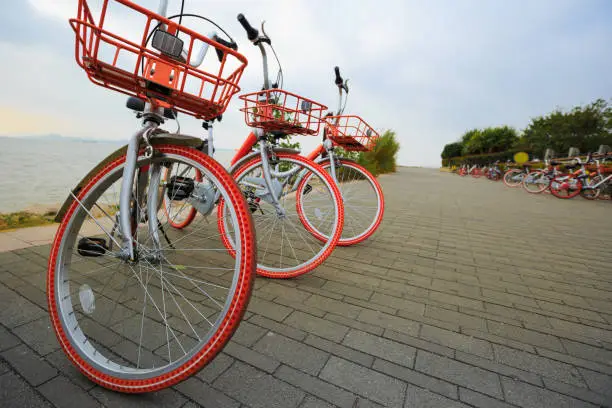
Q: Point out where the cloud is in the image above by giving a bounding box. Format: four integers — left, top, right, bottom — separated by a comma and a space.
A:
2, 0, 611, 167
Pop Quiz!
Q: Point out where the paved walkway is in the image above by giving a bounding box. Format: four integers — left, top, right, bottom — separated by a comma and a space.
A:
0, 167, 611, 408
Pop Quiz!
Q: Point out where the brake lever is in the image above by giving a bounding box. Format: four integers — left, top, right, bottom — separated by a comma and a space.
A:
258, 21, 272, 45
342, 79, 350, 94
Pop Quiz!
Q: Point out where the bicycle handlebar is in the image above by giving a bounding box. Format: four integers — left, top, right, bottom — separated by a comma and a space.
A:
334, 66, 343, 86
237, 13, 259, 41
236, 13, 273, 89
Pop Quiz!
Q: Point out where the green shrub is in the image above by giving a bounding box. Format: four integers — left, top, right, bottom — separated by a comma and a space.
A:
357, 130, 400, 176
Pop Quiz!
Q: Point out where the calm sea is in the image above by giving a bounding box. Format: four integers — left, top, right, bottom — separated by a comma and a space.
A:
0, 137, 234, 213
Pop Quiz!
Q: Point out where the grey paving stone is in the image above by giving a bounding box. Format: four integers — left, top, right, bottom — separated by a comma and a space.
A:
372, 359, 458, 400
404, 384, 469, 407
12, 317, 59, 356
214, 361, 305, 408
304, 294, 362, 319
576, 368, 612, 397
492, 344, 586, 387
276, 364, 358, 408
319, 356, 407, 406
248, 314, 308, 341
342, 329, 416, 368
90, 385, 187, 408
299, 395, 335, 408
275, 296, 327, 318
383, 329, 455, 358
454, 350, 543, 386
429, 291, 485, 311
247, 297, 293, 322
321, 281, 372, 300
1, 344, 57, 386
12, 282, 48, 311
458, 388, 517, 408
0, 325, 20, 352
259, 282, 312, 302
174, 376, 240, 408
223, 341, 279, 374
304, 334, 375, 367
369, 292, 425, 315
230, 320, 267, 347
253, 332, 329, 375
38, 375, 101, 408
284, 311, 349, 343
548, 318, 612, 344
536, 347, 612, 376
501, 377, 598, 408
486, 321, 565, 352
415, 350, 503, 398
0, 285, 46, 329
0, 371, 52, 408
357, 309, 420, 337
542, 376, 610, 407
424, 305, 488, 331
420, 324, 493, 358
195, 352, 235, 384
325, 312, 384, 336
45, 349, 96, 391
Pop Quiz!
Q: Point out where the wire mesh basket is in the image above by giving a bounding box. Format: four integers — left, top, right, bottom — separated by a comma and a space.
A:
70, 0, 247, 119
239, 89, 327, 135
324, 115, 379, 152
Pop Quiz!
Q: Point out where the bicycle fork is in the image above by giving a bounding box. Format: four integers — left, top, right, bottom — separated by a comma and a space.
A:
118, 112, 163, 261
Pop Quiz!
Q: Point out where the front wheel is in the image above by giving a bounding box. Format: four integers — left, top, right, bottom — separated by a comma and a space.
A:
217, 153, 344, 279
503, 169, 523, 187
522, 171, 550, 194
48, 145, 256, 392
550, 175, 582, 199
297, 159, 384, 246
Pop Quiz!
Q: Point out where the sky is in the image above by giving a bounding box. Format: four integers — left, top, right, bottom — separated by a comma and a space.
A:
0, 0, 611, 167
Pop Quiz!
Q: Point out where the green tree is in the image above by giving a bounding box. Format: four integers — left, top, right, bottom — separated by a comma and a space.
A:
523, 99, 612, 157
441, 142, 463, 159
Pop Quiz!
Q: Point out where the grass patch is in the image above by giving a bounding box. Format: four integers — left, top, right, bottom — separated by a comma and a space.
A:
0, 211, 57, 231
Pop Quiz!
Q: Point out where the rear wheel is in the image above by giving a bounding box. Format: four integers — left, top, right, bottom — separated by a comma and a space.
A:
162, 167, 202, 229
48, 145, 256, 392
298, 159, 384, 246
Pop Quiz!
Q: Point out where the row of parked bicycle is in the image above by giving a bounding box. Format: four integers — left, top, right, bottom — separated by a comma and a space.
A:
454, 151, 612, 199
47, 0, 384, 393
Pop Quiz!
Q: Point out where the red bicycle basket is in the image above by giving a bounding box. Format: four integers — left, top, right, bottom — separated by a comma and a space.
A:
69, 0, 247, 120
239, 89, 327, 135
324, 115, 379, 151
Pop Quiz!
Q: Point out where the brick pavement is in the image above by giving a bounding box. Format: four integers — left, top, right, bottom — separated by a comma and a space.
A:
0, 167, 611, 407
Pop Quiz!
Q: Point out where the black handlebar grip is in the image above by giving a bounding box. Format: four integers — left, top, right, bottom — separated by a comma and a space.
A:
213, 34, 238, 62
237, 13, 259, 41
334, 66, 343, 86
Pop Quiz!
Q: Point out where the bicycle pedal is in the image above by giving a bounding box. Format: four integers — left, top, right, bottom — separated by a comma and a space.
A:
77, 237, 108, 257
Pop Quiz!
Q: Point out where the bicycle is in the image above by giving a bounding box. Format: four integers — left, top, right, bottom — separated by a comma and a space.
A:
580, 154, 612, 200
485, 161, 503, 181
549, 153, 612, 199
502, 161, 531, 187
210, 14, 344, 278
299, 67, 384, 246
50, 0, 257, 392
521, 160, 562, 194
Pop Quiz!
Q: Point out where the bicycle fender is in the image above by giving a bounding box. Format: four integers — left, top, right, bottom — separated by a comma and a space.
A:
54, 131, 204, 222
228, 148, 301, 174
